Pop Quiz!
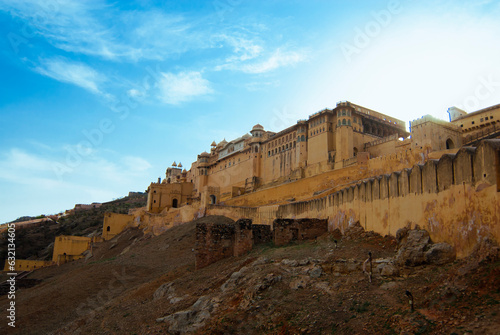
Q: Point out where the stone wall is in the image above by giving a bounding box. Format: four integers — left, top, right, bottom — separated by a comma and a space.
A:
273, 218, 328, 246
205, 140, 500, 258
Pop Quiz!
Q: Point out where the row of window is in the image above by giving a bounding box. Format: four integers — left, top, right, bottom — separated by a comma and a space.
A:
268, 141, 296, 156
337, 109, 352, 117
310, 116, 327, 127
268, 132, 296, 149
460, 115, 496, 128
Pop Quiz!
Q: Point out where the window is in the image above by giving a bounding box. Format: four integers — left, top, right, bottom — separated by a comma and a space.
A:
348, 120, 351, 126
353, 117, 357, 123
338, 120, 341, 126
342, 119, 346, 125
301, 135, 305, 141
480, 118, 484, 122
472, 121, 475, 125
342, 110, 346, 116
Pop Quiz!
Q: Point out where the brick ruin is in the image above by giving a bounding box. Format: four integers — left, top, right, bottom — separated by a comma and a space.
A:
195, 218, 328, 269
273, 218, 329, 246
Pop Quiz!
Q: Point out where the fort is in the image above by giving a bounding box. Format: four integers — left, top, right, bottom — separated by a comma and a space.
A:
132, 101, 500, 259
3, 101, 499, 273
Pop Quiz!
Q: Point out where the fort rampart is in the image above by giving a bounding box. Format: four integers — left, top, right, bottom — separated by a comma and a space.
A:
205, 140, 500, 258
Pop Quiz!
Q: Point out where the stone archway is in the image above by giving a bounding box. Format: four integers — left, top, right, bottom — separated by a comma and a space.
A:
172, 198, 178, 208
446, 138, 455, 149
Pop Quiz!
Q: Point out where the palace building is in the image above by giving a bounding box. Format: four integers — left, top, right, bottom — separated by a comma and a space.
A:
146, 100, 500, 213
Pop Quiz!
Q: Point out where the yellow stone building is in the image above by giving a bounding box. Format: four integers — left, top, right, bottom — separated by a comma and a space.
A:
146, 101, 499, 215
102, 213, 135, 240
52, 235, 91, 265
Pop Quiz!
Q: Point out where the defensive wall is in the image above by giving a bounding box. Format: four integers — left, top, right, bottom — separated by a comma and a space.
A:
2, 259, 52, 272
205, 140, 500, 258
222, 146, 429, 208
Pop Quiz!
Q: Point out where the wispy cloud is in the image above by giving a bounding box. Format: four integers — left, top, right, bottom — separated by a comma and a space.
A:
35, 57, 106, 95
157, 71, 213, 105
216, 48, 307, 74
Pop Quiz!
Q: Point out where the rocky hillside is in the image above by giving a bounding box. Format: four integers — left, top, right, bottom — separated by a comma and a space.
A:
0, 193, 147, 262
0, 216, 499, 334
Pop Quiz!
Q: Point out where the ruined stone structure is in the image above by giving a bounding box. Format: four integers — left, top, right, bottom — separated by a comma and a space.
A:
273, 218, 328, 246
195, 218, 272, 269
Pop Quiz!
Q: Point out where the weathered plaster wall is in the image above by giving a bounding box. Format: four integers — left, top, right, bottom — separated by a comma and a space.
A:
102, 213, 135, 240
52, 235, 91, 264
206, 140, 500, 258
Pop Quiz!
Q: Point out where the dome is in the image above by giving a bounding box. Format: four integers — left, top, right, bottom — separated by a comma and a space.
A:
252, 124, 264, 131
217, 139, 228, 147
178, 162, 183, 168
211, 141, 217, 146
200, 151, 210, 157
172, 161, 177, 167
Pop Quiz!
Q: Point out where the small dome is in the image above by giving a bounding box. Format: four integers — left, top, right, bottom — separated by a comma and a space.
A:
182, 169, 187, 173
252, 124, 264, 131
217, 139, 228, 147
200, 151, 210, 157
178, 162, 183, 168
172, 161, 177, 167
211, 141, 217, 146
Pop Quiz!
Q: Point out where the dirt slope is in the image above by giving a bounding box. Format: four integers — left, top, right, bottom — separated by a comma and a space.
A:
1, 216, 499, 335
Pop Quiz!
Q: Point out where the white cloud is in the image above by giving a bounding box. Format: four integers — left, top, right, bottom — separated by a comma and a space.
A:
35, 57, 105, 94
122, 156, 152, 172
217, 48, 307, 74
157, 71, 213, 105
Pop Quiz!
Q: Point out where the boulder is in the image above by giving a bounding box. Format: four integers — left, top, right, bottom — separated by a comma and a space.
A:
309, 266, 323, 278
424, 243, 456, 265
395, 229, 431, 266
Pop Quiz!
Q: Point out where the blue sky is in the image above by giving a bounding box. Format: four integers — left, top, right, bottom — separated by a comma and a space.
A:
0, 0, 499, 223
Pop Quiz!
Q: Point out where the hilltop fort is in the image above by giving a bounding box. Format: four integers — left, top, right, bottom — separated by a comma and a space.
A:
112, 100, 500, 259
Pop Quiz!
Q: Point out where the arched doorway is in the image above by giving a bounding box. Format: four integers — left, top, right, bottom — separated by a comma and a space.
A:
353, 147, 358, 157
209, 194, 216, 204
172, 198, 178, 208
106, 226, 110, 232
446, 138, 455, 149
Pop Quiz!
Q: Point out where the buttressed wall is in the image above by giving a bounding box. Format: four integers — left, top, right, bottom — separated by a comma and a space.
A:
204, 140, 499, 258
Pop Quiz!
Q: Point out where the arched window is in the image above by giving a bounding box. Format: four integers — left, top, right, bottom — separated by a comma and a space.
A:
106, 226, 110, 232
338, 120, 341, 126
348, 120, 351, 126
342, 110, 346, 116
342, 119, 346, 125
301, 135, 305, 141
